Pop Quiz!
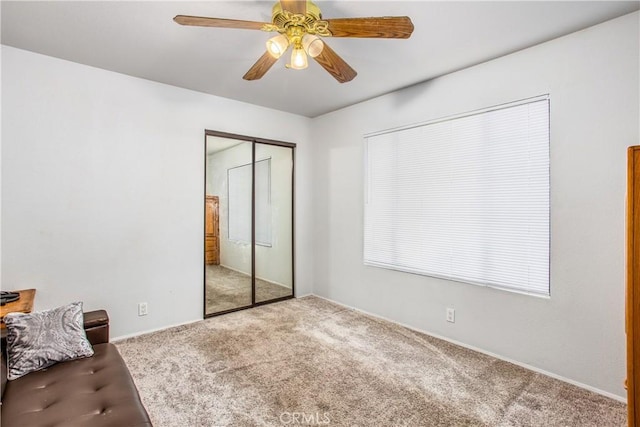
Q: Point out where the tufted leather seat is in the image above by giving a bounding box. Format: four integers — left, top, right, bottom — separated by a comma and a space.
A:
1, 311, 152, 427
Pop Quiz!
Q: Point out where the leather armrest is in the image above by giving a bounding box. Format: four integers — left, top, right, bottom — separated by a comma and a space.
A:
83, 310, 109, 345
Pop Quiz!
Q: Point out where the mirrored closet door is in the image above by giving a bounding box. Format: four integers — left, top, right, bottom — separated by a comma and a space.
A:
204, 130, 294, 317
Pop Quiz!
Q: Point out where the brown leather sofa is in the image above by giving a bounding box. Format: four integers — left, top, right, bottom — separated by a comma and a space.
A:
0, 310, 152, 426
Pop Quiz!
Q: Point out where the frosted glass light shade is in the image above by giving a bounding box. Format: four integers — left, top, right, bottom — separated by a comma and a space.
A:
290, 47, 308, 70
266, 34, 289, 58
302, 34, 324, 57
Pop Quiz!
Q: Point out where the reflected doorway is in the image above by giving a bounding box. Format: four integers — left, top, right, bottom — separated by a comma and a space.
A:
204, 130, 294, 317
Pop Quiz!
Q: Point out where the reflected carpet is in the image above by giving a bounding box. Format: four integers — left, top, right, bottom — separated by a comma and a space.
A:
205, 265, 292, 314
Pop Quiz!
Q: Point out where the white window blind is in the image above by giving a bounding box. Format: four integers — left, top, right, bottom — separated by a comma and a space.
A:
228, 158, 271, 246
364, 97, 550, 296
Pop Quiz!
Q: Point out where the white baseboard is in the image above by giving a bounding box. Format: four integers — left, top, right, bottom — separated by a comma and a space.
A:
114, 288, 309, 342
295, 292, 314, 298
310, 294, 626, 403
111, 318, 202, 342
114, 291, 304, 341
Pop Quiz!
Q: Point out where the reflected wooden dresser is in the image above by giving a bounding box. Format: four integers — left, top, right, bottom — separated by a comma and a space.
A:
205, 195, 220, 265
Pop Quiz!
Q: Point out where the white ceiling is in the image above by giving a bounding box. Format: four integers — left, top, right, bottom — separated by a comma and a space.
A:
2, 1, 638, 117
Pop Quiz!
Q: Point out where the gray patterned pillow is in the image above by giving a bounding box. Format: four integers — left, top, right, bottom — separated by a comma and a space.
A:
4, 301, 94, 380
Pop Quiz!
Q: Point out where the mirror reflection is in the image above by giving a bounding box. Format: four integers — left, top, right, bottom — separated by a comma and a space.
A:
255, 142, 293, 303
205, 138, 253, 314
205, 134, 294, 316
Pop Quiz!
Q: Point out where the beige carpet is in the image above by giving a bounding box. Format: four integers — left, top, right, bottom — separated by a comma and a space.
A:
206, 265, 292, 314
115, 296, 626, 426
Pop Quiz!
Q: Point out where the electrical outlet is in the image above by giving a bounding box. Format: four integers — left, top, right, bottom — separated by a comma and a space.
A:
446, 307, 455, 323
138, 302, 148, 316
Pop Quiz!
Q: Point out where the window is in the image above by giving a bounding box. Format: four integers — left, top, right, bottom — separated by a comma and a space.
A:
228, 158, 271, 246
364, 96, 550, 296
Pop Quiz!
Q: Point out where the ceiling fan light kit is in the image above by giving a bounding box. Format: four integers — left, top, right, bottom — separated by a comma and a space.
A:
266, 34, 290, 59
290, 46, 308, 70
302, 34, 323, 58
174, 0, 414, 83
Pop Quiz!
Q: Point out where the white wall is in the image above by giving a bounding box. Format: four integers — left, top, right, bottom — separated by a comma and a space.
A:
310, 12, 639, 399
208, 142, 293, 287
1, 46, 313, 338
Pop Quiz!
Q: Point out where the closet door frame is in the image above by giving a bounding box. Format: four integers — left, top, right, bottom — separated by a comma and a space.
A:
203, 129, 296, 318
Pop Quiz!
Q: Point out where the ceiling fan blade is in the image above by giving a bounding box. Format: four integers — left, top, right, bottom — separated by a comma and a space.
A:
173, 15, 269, 30
313, 42, 357, 83
326, 17, 414, 39
280, 0, 306, 15
243, 51, 279, 81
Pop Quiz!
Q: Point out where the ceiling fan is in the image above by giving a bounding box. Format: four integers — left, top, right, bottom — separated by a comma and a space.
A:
174, 0, 414, 83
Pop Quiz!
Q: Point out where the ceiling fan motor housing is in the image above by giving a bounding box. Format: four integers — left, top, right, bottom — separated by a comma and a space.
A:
264, 1, 332, 38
